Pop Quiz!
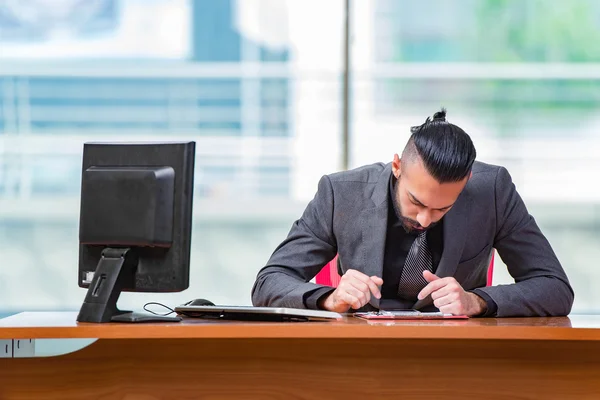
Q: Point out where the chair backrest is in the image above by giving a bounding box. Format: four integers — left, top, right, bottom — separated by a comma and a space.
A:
487, 251, 495, 287
315, 251, 495, 288
314, 255, 342, 287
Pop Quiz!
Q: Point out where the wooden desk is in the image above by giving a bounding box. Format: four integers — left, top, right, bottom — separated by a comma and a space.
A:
1, 312, 599, 399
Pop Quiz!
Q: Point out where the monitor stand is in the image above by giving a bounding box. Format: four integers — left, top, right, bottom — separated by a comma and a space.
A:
76, 247, 181, 323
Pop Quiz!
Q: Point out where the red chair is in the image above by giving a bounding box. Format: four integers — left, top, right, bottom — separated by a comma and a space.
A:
314, 255, 343, 287
315, 252, 495, 287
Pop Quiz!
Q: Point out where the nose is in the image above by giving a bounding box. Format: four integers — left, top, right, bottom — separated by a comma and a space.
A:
416, 211, 432, 228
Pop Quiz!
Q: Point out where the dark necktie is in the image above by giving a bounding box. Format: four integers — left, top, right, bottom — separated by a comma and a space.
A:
397, 231, 433, 300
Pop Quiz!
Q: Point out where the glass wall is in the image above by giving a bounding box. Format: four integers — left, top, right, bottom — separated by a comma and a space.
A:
0, 0, 345, 315
1, 0, 598, 316
350, 0, 600, 313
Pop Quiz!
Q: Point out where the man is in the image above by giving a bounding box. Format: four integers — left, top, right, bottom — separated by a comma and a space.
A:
251, 109, 574, 317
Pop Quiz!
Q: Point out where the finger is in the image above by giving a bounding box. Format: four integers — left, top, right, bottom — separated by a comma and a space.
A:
418, 278, 452, 300
346, 269, 376, 285
439, 303, 463, 316
345, 278, 370, 295
344, 285, 370, 308
345, 270, 382, 287
339, 291, 362, 310
430, 282, 460, 301
366, 277, 382, 299
423, 270, 440, 283
438, 304, 455, 315
433, 293, 456, 309
370, 276, 384, 286
346, 275, 379, 301
430, 278, 463, 301
342, 271, 382, 300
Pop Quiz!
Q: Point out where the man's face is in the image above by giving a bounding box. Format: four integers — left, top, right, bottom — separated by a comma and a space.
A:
392, 154, 469, 233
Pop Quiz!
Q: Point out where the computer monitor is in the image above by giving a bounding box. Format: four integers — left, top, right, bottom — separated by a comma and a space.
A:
76, 141, 195, 323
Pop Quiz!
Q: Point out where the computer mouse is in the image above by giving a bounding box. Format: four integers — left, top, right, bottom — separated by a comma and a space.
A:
185, 298, 215, 306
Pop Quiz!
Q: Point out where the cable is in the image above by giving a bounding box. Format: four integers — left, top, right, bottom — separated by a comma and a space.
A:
143, 302, 176, 316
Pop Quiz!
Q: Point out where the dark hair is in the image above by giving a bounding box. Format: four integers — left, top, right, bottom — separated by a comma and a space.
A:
402, 108, 476, 183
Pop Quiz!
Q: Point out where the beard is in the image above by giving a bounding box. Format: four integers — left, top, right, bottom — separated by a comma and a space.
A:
392, 179, 439, 234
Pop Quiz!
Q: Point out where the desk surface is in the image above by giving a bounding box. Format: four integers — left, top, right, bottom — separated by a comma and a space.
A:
1, 311, 600, 340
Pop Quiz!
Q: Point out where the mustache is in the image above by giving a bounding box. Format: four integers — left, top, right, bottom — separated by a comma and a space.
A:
400, 216, 438, 231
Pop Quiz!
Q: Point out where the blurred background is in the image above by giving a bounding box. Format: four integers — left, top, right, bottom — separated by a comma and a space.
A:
0, 0, 599, 317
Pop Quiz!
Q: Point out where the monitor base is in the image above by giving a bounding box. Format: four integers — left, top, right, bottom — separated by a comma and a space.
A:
111, 311, 181, 323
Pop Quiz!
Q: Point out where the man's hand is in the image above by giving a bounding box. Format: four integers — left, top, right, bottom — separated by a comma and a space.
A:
319, 269, 383, 313
418, 271, 487, 317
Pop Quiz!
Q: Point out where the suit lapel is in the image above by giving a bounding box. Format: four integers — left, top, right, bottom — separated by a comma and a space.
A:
360, 204, 388, 308
359, 164, 392, 309
435, 191, 472, 278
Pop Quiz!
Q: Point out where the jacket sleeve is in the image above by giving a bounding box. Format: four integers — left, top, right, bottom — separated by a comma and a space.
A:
251, 175, 337, 308
474, 167, 574, 317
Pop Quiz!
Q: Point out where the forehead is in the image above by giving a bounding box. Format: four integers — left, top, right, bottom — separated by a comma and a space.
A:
401, 160, 466, 208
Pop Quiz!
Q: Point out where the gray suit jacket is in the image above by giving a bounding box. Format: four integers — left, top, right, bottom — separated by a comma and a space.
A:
251, 161, 574, 317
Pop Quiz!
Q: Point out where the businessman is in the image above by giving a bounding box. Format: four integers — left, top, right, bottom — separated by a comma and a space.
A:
251, 109, 574, 317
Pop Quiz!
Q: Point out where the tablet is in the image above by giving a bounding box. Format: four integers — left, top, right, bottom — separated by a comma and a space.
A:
354, 310, 468, 320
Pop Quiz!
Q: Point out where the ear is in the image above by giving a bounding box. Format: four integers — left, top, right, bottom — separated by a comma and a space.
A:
467, 171, 473, 183
392, 154, 402, 179
460, 171, 473, 187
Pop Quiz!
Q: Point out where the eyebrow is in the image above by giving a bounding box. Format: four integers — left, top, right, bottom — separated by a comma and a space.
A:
408, 191, 454, 211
